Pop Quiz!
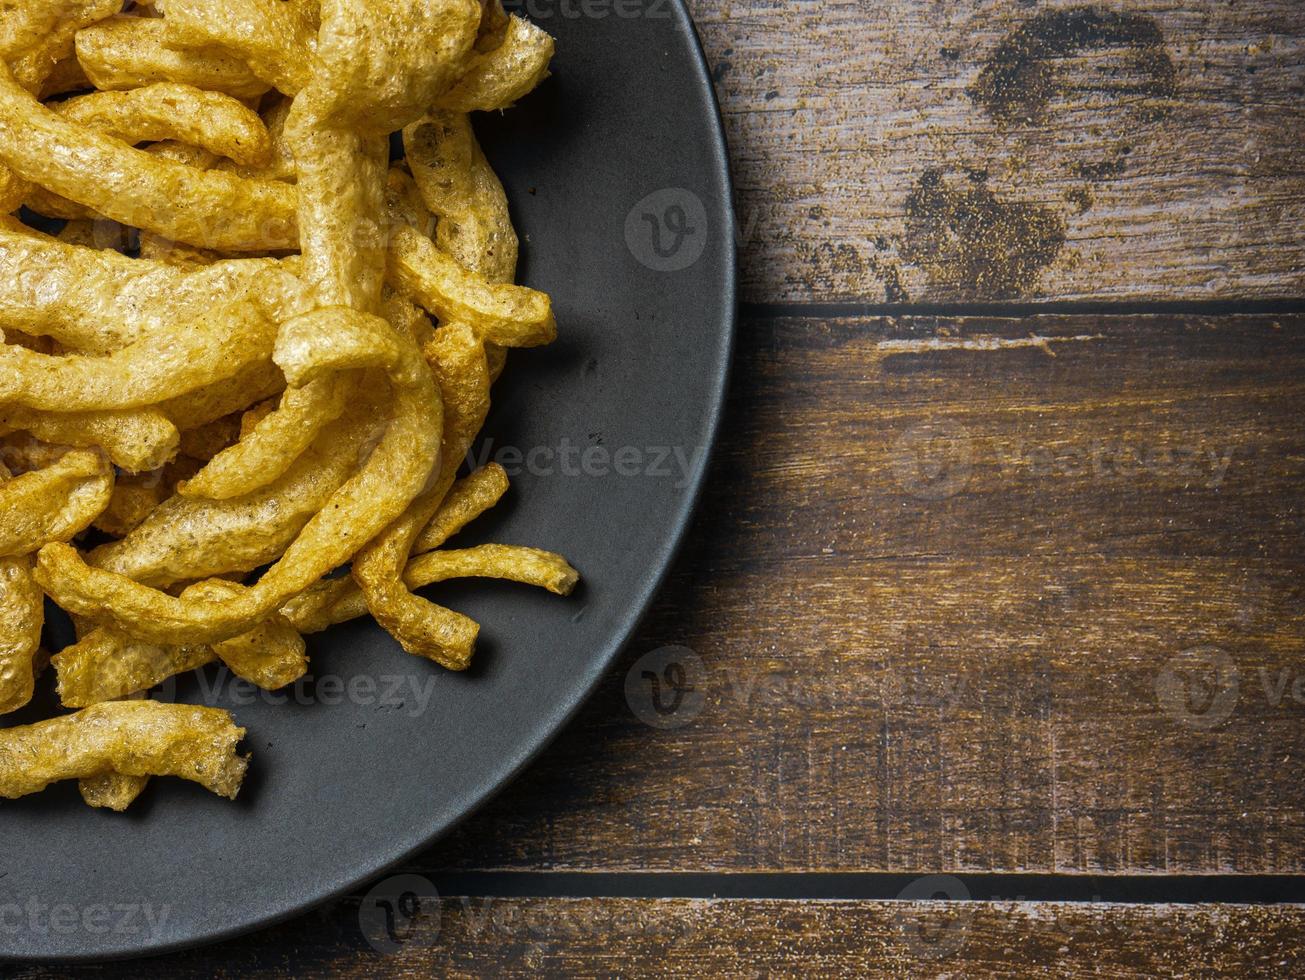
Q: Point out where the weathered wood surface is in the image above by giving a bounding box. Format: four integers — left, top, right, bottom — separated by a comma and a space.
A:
17, 899, 1302, 977
409, 313, 1305, 874
689, 0, 1305, 303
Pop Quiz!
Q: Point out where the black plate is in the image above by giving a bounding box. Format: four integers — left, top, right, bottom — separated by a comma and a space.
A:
0, 2, 734, 961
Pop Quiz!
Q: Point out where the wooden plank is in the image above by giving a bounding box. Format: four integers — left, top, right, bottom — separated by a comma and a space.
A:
688, 0, 1305, 303
416, 314, 1305, 873
24, 898, 1301, 976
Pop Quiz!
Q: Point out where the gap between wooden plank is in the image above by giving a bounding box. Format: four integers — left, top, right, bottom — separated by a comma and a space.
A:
396, 872, 1305, 904
741, 298, 1305, 321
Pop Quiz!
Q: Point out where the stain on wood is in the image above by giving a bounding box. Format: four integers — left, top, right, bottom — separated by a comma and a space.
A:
691, 0, 1305, 303
21, 898, 1301, 976
415, 313, 1305, 874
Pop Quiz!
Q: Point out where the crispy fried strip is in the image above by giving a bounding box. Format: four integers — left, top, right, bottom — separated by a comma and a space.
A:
161, 0, 319, 95
214, 97, 296, 182
0, 404, 179, 473
75, 16, 271, 100
37, 310, 441, 643
211, 613, 308, 692
39, 56, 91, 99
388, 226, 554, 346
179, 375, 351, 500
0, 302, 274, 412
404, 113, 519, 283
0, 701, 247, 800
311, 0, 480, 135
56, 218, 134, 253
0, 66, 296, 252
352, 322, 489, 668
0, 449, 112, 558
55, 83, 273, 166
437, 15, 554, 113
54, 630, 213, 709
284, 545, 579, 634
79, 771, 149, 811
0, 460, 42, 716
89, 404, 381, 587
413, 463, 510, 555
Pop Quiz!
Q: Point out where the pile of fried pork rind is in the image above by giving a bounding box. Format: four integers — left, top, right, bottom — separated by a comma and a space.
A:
0, 0, 576, 809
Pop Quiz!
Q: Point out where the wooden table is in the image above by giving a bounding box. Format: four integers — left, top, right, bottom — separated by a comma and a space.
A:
21, 1, 1305, 975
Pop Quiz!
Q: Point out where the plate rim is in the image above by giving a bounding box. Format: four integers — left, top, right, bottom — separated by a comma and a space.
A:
15, 0, 737, 963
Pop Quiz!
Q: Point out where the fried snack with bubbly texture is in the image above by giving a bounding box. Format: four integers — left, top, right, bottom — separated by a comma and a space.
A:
54, 629, 213, 708
353, 322, 490, 668
311, 0, 480, 135
88, 404, 381, 587
56, 218, 135, 253
0, 461, 43, 716
0, 302, 275, 412
404, 113, 518, 281
75, 16, 271, 101
284, 545, 579, 635
39, 56, 91, 99
0, 701, 247, 800
414, 463, 511, 554
214, 97, 297, 182
0, 404, 178, 473
54, 84, 273, 166
437, 14, 554, 113
0, 449, 112, 558
387, 225, 554, 346
161, 0, 319, 95
180, 375, 352, 500
78, 771, 150, 811
0, 67, 295, 251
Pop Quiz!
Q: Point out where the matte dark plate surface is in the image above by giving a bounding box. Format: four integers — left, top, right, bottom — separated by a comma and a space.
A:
0, 1, 734, 961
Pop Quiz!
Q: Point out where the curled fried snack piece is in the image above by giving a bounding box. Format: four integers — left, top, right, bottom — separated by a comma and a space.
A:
0, 449, 113, 558
0, 701, 247, 800
180, 376, 351, 500
75, 16, 271, 101
0, 302, 275, 412
0, 554, 42, 715
54, 84, 273, 167
161, 0, 320, 96
0, 66, 295, 252
388, 226, 554, 347
414, 463, 510, 555
55, 630, 212, 709
353, 322, 489, 668
0, 404, 178, 473
437, 15, 554, 113
284, 545, 580, 635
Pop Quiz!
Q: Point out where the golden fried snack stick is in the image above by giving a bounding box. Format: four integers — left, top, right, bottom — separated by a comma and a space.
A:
285, 545, 579, 634
89, 404, 380, 587
353, 323, 490, 668
0, 460, 42, 716
388, 226, 555, 346
0, 449, 112, 558
0, 65, 296, 252
0, 404, 178, 474
214, 97, 297, 182
179, 375, 352, 500
436, 15, 554, 113
312, 0, 480, 135
55, 630, 213, 709
54, 84, 274, 167
37, 310, 443, 644
39, 56, 90, 99
0, 302, 276, 412
0, 701, 247, 800
161, 0, 319, 95
75, 16, 272, 101
413, 463, 510, 555
404, 112, 519, 282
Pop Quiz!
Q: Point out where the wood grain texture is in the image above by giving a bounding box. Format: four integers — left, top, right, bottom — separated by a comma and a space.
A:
689, 0, 1305, 303
413, 313, 1305, 874
15, 899, 1301, 977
